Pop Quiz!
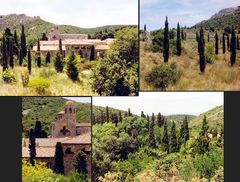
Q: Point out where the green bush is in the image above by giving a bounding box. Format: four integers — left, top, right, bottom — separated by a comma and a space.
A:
21, 71, 29, 87
39, 68, 57, 78
145, 63, 182, 90
28, 77, 51, 95
2, 69, 16, 83
205, 43, 215, 64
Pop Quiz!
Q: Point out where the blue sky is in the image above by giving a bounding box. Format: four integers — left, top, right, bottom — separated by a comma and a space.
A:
93, 92, 223, 116
141, 0, 240, 30
0, 0, 138, 28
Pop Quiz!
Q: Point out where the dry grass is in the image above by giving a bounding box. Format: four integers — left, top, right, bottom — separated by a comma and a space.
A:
140, 31, 240, 91
0, 66, 97, 96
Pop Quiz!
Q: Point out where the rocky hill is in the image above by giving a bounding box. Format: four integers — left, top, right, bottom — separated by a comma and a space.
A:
194, 6, 240, 29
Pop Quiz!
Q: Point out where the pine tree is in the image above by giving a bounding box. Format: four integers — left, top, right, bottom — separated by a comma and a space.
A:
199, 27, 205, 73
215, 32, 219, 55
45, 51, 51, 65
170, 122, 178, 153
59, 39, 63, 55
53, 142, 64, 174
29, 129, 36, 166
163, 16, 169, 63
13, 30, 19, 56
2, 36, 8, 71
149, 113, 156, 147
222, 34, 226, 54
21, 25, 27, 58
162, 121, 169, 153
34, 120, 42, 138
9, 38, 14, 69
230, 27, 236, 65
27, 49, 31, 74
106, 106, 109, 122
119, 111, 122, 123
176, 22, 181, 56
54, 50, 63, 72
75, 151, 88, 174
90, 45, 95, 61
237, 36, 240, 50
66, 49, 79, 81
37, 40, 41, 67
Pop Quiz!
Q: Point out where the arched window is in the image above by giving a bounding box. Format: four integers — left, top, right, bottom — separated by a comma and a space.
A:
69, 108, 72, 113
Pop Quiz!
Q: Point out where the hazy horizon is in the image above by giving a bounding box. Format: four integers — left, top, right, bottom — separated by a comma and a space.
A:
140, 0, 239, 30
0, 0, 138, 28
93, 92, 223, 116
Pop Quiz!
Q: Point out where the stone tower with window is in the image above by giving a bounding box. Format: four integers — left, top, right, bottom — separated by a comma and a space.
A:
52, 101, 77, 138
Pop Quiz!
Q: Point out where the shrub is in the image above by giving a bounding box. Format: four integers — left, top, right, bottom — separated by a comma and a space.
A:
28, 77, 51, 95
205, 43, 215, 64
39, 68, 57, 78
2, 69, 16, 83
145, 63, 181, 90
21, 71, 29, 87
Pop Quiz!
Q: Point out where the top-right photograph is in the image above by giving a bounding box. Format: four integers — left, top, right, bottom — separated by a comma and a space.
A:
140, 0, 240, 91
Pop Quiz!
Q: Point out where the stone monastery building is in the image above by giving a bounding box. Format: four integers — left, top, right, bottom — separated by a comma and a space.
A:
22, 101, 91, 176
33, 26, 114, 60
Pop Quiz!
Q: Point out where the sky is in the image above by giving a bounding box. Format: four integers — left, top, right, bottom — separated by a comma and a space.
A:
0, 0, 138, 28
141, 0, 240, 30
64, 97, 91, 103
93, 92, 223, 116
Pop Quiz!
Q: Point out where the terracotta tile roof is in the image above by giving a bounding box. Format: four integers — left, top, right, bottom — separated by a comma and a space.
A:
22, 147, 55, 158
76, 123, 91, 127
95, 44, 109, 50
32, 45, 66, 51
62, 132, 91, 144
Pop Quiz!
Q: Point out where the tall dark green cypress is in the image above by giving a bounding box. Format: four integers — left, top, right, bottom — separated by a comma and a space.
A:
226, 33, 230, 50
34, 120, 42, 138
19, 48, 23, 66
146, 115, 150, 130
128, 108, 132, 116
75, 151, 88, 174
141, 111, 146, 118
13, 30, 19, 56
181, 28, 184, 40
157, 113, 162, 127
207, 33, 210, 42
200, 115, 208, 136
222, 34, 226, 54
163, 16, 169, 63
176, 22, 181, 56
119, 111, 122, 123
66, 48, 79, 81
170, 122, 178, 153
215, 32, 219, 55
59, 39, 63, 55
199, 27, 205, 73
90, 45, 95, 61
45, 51, 51, 65
162, 121, 169, 153
9, 38, 14, 69
37, 40, 41, 67
237, 36, 240, 50
53, 142, 64, 174
54, 51, 63, 72
179, 122, 184, 149
196, 31, 199, 42
183, 116, 189, 142
149, 113, 156, 148
29, 129, 36, 166
106, 106, 109, 122
27, 49, 31, 74
21, 25, 27, 58
230, 27, 236, 65
2, 36, 8, 71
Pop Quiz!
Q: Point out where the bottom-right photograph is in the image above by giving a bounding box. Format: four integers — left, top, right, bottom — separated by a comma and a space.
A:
92, 92, 224, 182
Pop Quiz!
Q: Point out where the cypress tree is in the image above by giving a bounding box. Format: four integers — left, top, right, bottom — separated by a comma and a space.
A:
34, 120, 42, 138
215, 32, 219, 55
119, 111, 122, 123
21, 25, 27, 58
92, 114, 96, 124
170, 122, 178, 153
27, 49, 31, 74
75, 151, 88, 174
19, 48, 23, 66
149, 113, 156, 148
29, 129, 36, 166
13, 30, 19, 56
9, 38, 14, 69
237, 36, 240, 50
41, 33, 48, 41
181, 28, 184, 40
230, 27, 236, 65
45, 51, 51, 65
176, 22, 181, 56
54, 50, 63, 72
59, 39, 63, 55
141, 111, 145, 118
37, 40, 41, 67
100, 110, 104, 124
128, 108, 132, 116
90, 45, 95, 61
179, 122, 184, 149
53, 142, 64, 174
183, 116, 189, 142
200, 115, 208, 136
197, 115, 210, 154
106, 106, 109, 122
162, 121, 169, 153
66, 48, 79, 81
196, 31, 199, 42
226, 33, 230, 50
199, 27, 205, 73
163, 16, 169, 63
207, 33, 210, 42
2, 36, 8, 71
222, 34, 226, 54
146, 115, 150, 130
143, 24, 147, 42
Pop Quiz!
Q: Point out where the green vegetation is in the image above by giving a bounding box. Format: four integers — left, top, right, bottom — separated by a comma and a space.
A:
22, 97, 91, 137
93, 105, 224, 181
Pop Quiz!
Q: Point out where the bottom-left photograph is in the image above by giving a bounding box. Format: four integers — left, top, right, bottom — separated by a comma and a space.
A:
21, 97, 92, 182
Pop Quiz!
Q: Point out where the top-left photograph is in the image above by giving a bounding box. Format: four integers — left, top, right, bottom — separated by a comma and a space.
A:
0, 0, 139, 96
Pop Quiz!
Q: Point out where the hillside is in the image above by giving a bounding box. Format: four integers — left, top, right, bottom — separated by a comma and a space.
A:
0, 13, 134, 37
190, 105, 224, 132
165, 114, 196, 124
22, 97, 91, 136
194, 6, 240, 29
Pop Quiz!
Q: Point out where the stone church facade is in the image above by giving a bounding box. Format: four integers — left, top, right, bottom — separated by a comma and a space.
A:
22, 101, 91, 177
